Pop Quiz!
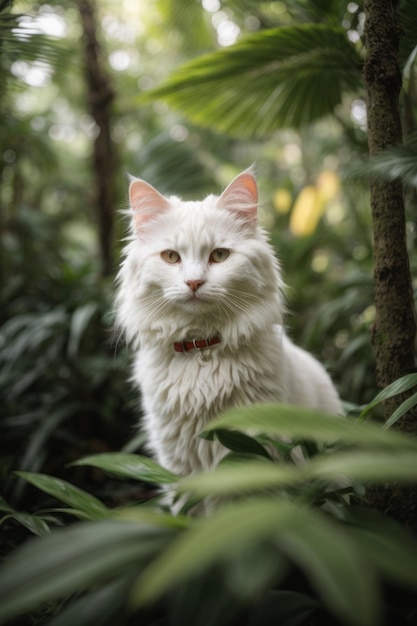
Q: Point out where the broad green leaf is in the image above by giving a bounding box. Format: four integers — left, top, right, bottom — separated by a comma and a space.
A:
15, 472, 109, 519
215, 428, 273, 459
309, 450, 417, 484
273, 508, 379, 626
143, 25, 362, 137
202, 404, 417, 450
359, 372, 417, 419
179, 448, 417, 498
178, 460, 301, 496
115, 507, 189, 530
0, 518, 176, 624
131, 498, 378, 626
71, 453, 179, 484
384, 391, 417, 429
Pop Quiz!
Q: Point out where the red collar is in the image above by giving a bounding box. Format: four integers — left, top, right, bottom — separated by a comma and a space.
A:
174, 336, 221, 353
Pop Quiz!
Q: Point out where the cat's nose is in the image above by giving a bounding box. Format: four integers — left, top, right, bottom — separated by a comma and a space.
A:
186, 279, 206, 292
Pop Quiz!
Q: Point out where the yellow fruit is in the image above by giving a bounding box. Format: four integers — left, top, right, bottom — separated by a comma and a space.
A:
289, 185, 325, 236
316, 170, 340, 202
273, 188, 292, 214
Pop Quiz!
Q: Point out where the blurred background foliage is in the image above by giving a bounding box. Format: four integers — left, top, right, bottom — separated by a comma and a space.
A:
1, 0, 416, 493
1, 1, 417, 622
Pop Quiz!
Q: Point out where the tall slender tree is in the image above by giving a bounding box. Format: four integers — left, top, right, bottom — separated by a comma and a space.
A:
76, 0, 116, 277
364, 0, 416, 420
363, 0, 417, 529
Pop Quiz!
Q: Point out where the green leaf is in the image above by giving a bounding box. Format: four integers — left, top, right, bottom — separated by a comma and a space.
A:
180, 447, 417, 498
0, 511, 50, 536
121, 431, 148, 453
359, 372, 417, 419
15, 472, 109, 519
384, 391, 417, 429
143, 24, 362, 137
179, 459, 300, 497
309, 450, 417, 484
71, 453, 179, 484
129, 132, 216, 198
202, 403, 417, 450
67, 302, 98, 358
215, 428, 273, 459
131, 498, 378, 626
0, 518, 176, 624
114, 506, 189, 531
274, 509, 379, 626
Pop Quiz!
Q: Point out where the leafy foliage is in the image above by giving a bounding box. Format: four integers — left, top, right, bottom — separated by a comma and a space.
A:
351, 131, 417, 187
0, 208, 137, 510
1, 392, 417, 626
143, 24, 363, 137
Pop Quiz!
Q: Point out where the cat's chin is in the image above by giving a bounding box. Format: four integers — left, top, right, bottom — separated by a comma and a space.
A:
181, 297, 210, 311
176, 293, 216, 315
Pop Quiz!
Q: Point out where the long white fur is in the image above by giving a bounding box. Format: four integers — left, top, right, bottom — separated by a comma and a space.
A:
116, 170, 342, 477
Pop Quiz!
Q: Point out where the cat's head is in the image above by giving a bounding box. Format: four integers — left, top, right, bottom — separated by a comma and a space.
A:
117, 169, 284, 347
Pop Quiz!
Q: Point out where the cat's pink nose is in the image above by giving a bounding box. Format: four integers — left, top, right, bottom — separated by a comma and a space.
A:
186, 279, 205, 292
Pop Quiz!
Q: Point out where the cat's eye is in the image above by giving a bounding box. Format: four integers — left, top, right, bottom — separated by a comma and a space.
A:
161, 250, 181, 264
209, 248, 230, 263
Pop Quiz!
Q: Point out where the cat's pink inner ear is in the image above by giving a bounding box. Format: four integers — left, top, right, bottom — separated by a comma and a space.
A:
129, 179, 170, 230
216, 171, 258, 225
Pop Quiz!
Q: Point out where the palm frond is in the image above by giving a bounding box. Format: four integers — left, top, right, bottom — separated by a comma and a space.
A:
156, 0, 215, 53
141, 24, 363, 137
285, 0, 354, 24
131, 132, 216, 198
349, 132, 417, 187
0, 8, 69, 75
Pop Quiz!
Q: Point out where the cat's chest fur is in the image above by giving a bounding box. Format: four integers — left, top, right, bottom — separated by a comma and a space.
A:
135, 333, 285, 475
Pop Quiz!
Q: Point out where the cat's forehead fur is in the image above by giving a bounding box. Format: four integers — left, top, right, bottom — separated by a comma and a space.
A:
136, 192, 253, 254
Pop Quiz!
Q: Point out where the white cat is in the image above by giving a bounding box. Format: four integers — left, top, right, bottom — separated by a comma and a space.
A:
116, 169, 342, 477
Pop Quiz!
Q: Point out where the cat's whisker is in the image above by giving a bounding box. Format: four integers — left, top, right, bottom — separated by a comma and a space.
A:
227, 288, 262, 303
215, 295, 249, 319
137, 296, 174, 328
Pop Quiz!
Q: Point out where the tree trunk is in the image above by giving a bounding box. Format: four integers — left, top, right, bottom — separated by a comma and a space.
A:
363, 0, 417, 529
76, 0, 116, 277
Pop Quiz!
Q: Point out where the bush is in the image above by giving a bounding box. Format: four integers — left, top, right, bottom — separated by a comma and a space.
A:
1, 388, 417, 626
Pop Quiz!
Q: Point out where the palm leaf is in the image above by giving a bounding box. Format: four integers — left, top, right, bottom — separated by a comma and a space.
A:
156, 0, 214, 53
0, 5, 70, 79
141, 24, 362, 137
285, 0, 354, 24
350, 132, 417, 187
131, 132, 216, 198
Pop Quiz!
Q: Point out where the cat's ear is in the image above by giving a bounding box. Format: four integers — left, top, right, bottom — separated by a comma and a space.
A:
216, 169, 258, 227
129, 178, 170, 231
